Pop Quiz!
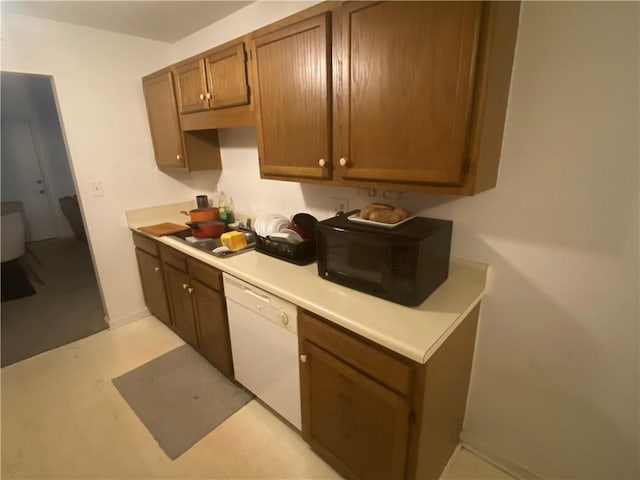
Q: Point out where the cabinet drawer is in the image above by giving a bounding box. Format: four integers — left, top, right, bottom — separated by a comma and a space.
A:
132, 231, 159, 256
159, 244, 188, 272
299, 310, 415, 397
187, 257, 223, 292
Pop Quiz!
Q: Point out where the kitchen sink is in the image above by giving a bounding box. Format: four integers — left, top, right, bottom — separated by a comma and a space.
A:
169, 229, 256, 258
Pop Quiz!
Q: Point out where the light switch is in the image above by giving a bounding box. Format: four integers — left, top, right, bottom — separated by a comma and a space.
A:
91, 181, 104, 197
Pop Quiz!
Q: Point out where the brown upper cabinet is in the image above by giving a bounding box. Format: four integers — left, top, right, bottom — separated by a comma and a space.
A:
251, 13, 332, 180
251, 1, 521, 195
335, 1, 481, 186
142, 68, 222, 171
173, 39, 251, 114
142, 68, 185, 168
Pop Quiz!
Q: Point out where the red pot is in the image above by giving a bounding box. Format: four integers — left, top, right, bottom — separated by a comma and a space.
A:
181, 207, 220, 223
187, 221, 226, 238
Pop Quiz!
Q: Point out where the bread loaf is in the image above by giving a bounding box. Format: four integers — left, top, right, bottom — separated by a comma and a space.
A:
369, 209, 402, 224
358, 203, 409, 223
360, 203, 394, 220
393, 207, 409, 221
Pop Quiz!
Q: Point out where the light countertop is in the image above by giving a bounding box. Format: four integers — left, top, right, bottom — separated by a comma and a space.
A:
126, 202, 488, 364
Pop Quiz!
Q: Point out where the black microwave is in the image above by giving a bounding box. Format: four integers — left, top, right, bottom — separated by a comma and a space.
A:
316, 213, 452, 306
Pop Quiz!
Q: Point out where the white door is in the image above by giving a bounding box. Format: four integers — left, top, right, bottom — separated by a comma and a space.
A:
1, 120, 57, 241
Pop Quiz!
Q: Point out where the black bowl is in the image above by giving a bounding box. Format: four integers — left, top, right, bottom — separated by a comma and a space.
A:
291, 213, 318, 239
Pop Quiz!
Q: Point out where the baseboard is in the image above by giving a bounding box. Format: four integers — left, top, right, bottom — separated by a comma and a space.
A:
108, 307, 150, 330
460, 433, 541, 480
439, 443, 463, 478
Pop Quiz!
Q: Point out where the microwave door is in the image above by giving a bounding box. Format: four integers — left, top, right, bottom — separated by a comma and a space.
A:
324, 233, 390, 295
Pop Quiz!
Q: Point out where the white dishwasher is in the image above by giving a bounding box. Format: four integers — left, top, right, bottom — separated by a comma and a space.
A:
223, 273, 301, 430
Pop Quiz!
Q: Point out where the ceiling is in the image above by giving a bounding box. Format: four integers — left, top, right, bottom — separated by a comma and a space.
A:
1, 1, 254, 43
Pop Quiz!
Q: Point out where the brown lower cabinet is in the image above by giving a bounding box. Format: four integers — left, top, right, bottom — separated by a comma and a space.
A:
132, 232, 171, 327
163, 263, 200, 349
159, 245, 234, 378
132, 232, 233, 379
133, 232, 480, 478
298, 305, 480, 480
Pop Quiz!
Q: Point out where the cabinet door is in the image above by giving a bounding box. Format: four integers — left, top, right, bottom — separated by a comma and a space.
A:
163, 263, 199, 349
205, 42, 250, 110
335, 2, 482, 186
173, 59, 209, 114
142, 70, 185, 168
191, 278, 234, 378
135, 248, 171, 327
252, 13, 332, 180
300, 340, 411, 480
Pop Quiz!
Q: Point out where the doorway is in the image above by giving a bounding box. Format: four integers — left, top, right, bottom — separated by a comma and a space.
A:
2, 120, 58, 241
0, 71, 107, 367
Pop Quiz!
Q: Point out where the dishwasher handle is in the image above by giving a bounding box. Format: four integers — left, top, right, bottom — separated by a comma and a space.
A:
222, 273, 298, 333
243, 287, 270, 303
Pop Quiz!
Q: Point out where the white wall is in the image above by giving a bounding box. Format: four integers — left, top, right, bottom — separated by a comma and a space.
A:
0, 14, 211, 324
171, 1, 321, 60
454, 3, 639, 478
174, 2, 640, 478
1, 2, 637, 478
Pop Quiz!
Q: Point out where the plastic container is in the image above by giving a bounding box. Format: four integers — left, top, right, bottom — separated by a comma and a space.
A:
220, 231, 247, 251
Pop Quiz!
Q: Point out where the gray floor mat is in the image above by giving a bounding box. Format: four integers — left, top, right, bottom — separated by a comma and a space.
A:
112, 344, 253, 459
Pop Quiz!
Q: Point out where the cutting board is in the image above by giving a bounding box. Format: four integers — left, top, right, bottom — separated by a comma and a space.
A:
138, 222, 189, 237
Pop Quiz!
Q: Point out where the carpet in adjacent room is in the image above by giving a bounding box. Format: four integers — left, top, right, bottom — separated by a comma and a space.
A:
112, 344, 253, 459
1, 238, 107, 367
1, 259, 36, 302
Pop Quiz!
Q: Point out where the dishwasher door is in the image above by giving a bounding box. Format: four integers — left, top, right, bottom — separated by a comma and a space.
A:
223, 274, 301, 430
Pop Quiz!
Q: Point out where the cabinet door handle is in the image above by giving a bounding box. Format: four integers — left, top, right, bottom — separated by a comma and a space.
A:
300, 354, 307, 363
199, 93, 205, 100
206, 92, 211, 100
318, 158, 326, 167
182, 283, 188, 289
339, 157, 348, 167
176, 154, 181, 160
154, 266, 160, 272
188, 287, 194, 294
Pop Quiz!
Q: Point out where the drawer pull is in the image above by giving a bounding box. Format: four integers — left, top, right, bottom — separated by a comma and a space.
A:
300, 354, 307, 363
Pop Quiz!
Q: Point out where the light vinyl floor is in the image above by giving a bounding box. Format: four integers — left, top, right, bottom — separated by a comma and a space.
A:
1, 316, 513, 479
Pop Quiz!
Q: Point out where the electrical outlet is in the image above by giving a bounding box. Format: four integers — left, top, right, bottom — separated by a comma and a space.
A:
382, 190, 403, 201
332, 197, 349, 213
